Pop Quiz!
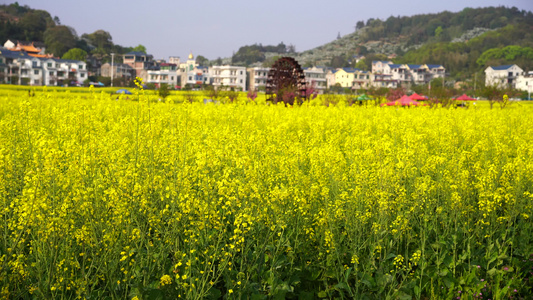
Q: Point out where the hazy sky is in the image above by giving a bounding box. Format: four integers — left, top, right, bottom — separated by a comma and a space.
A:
8, 0, 533, 61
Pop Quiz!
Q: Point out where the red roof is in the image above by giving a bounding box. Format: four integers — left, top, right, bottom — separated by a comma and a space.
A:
382, 95, 425, 106
454, 94, 476, 101
409, 93, 427, 101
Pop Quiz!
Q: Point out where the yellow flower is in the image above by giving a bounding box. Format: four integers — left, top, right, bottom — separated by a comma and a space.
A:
160, 274, 172, 286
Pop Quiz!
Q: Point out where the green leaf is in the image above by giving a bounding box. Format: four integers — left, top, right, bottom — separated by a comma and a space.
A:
414, 285, 421, 297
334, 282, 350, 292
318, 291, 328, 298
345, 267, 352, 281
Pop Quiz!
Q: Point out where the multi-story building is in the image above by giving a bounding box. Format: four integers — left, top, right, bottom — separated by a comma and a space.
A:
209, 65, 246, 91
123, 51, 155, 82
247, 67, 270, 91
182, 65, 210, 88
352, 70, 372, 90
334, 67, 359, 88
383, 63, 445, 87
101, 63, 135, 83
371, 73, 398, 88
371, 60, 394, 74
485, 64, 523, 88
326, 69, 337, 88
303, 66, 327, 93
146, 63, 179, 87
515, 71, 533, 93
0, 48, 87, 86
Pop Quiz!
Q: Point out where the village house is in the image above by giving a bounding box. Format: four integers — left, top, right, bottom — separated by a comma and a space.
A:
123, 51, 156, 82
484, 64, 524, 89
303, 66, 327, 93
0, 48, 87, 86
209, 65, 247, 91
247, 67, 270, 91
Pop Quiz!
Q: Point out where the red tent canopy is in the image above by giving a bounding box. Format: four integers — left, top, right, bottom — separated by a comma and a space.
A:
409, 93, 427, 101
382, 95, 424, 106
454, 94, 476, 101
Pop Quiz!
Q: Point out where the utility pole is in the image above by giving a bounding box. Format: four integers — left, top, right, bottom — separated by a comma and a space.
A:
474, 73, 477, 96
110, 53, 115, 87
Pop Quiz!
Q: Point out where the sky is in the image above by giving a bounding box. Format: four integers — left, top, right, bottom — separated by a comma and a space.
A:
7, 0, 533, 61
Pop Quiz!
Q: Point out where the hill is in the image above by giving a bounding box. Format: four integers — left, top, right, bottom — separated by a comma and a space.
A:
229, 6, 533, 79
0, 2, 143, 63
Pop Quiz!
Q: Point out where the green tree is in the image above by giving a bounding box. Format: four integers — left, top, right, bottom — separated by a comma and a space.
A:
62, 48, 88, 61
476, 45, 533, 67
435, 26, 443, 37
82, 30, 113, 51
19, 10, 52, 41
196, 55, 209, 66
44, 25, 76, 57
132, 44, 147, 53
158, 83, 170, 99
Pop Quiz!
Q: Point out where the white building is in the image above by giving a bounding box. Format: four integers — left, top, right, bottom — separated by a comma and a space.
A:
209, 65, 247, 91
383, 63, 445, 87
303, 66, 327, 93
147, 63, 179, 87
371, 60, 393, 74
247, 67, 270, 91
485, 64, 524, 88
0, 48, 87, 86
515, 72, 533, 93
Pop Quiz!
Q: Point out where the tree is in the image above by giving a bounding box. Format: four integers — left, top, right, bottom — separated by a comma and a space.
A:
329, 55, 348, 68
82, 30, 113, 51
196, 55, 209, 66
62, 48, 88, 61
19, 11, 50, 41
386, 87, 406, 102
356, 21, 365, 31
44, 25, 76, 57
132, 44, 147, 53
158, 83, 170, 99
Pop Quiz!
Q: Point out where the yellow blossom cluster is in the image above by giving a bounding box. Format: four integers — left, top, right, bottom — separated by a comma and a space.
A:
0, 86, 532, 298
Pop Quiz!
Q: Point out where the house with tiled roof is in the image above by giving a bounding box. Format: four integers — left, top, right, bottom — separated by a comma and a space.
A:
334, 67, 360, 88
381, 63, 445, 87
0, 47, 87, 86
123, 51, 155, 82
484, 64, 523, 88
303, 66, 327, 93
371, 60, 393, 74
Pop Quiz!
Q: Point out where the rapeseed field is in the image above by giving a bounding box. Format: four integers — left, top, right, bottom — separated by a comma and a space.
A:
0, 85, 532, 299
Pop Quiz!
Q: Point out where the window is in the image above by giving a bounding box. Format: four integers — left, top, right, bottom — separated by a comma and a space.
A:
49, 71, 54, 76
47, 62, 52, 67
80, 73, 85, 78
189, 76, 192, 80
79, 65, 83, 70
33, 70, 39, 75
